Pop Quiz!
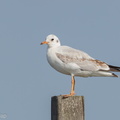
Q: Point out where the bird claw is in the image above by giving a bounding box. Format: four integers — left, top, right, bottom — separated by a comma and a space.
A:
62, 92, 75, 98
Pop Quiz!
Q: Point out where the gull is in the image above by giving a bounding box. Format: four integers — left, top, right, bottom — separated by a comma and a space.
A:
41, 34, 120, 97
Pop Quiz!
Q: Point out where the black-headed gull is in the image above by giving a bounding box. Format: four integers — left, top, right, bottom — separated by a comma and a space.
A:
41, 34, 120, 97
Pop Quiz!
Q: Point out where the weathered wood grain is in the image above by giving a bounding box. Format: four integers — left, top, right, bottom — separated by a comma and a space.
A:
51, 96, 84, 120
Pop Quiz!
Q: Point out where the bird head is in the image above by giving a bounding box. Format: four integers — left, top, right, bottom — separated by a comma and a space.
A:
41, 34, 61, 48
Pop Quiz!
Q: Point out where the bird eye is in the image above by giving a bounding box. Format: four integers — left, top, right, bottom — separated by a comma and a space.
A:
51, 38, 54, 41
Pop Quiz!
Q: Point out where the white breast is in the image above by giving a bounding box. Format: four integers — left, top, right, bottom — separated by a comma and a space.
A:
47, 47, 74, 75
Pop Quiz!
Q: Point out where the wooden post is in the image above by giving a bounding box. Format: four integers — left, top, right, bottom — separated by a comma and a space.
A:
51, 96, 84, 120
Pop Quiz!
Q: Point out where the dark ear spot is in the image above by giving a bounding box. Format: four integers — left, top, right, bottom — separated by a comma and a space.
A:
56, 40, 59, 43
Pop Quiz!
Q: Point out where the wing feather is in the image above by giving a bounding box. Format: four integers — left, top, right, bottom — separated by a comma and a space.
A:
56, 46, 110, 71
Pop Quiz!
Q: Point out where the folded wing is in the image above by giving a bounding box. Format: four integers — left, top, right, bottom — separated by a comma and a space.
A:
56, 46, 110, 71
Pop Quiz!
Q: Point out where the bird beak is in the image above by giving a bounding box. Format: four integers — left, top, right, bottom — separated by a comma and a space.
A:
40, 41, 49, 45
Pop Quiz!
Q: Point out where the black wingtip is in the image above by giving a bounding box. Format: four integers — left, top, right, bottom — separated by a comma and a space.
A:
109, 65, 120, 72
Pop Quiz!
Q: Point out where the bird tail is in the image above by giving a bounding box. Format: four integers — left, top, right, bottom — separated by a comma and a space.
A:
112, 73, 119, 77
109, 65, 120, 72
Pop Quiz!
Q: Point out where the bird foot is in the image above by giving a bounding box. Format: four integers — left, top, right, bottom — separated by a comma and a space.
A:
62, 92, 75, 98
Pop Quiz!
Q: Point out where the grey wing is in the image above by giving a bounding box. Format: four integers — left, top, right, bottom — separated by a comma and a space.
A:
56, 46, 110, 71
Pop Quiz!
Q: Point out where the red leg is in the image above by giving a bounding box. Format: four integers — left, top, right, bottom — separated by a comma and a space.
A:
62, 75, 76, 98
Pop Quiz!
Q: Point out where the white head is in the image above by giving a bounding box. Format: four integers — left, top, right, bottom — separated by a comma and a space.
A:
41, 34, 61, 48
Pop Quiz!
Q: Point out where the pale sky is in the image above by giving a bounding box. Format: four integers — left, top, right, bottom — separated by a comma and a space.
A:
0, 0, 120, 120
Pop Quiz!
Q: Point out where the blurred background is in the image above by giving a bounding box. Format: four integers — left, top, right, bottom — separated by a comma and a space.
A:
0, 0, 120, 120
